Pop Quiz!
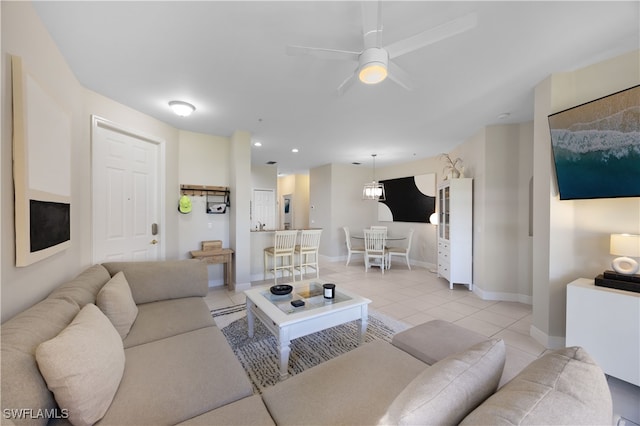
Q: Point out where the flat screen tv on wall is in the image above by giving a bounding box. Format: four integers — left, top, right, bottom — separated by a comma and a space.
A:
548, 84, 639, 200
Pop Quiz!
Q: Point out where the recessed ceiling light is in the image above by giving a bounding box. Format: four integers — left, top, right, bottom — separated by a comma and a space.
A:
291, 148, 299, 153
253, 141, 262, 147
169, 100, 196, 117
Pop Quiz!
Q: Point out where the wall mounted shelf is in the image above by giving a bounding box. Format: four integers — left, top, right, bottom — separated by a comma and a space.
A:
180, 184, 230, 214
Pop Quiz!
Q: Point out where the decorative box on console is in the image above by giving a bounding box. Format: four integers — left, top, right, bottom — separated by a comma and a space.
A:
594, 270, 640, 293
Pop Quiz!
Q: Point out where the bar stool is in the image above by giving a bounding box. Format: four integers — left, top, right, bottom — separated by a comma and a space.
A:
295, 229, 323, 279
264, 230, 298, 284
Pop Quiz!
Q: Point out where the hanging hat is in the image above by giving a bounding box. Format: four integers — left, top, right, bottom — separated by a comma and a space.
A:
178, 195, 192, 214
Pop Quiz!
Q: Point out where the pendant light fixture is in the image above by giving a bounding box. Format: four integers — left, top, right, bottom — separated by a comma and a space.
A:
362, 154, 386, 200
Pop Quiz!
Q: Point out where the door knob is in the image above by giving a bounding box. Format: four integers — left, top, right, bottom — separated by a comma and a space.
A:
151, 239, 158, 245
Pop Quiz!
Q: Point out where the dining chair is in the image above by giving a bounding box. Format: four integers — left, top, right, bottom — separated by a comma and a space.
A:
387, 228, 414, 270
363, 228, 387, 274
370, 225, 388, 237
343, 227, 365, 266
295, 229, 323, 279
264, 230, 298, 283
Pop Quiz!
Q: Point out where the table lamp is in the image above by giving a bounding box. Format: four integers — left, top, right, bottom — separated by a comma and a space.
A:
610, 233, 640, 275
595, 234, 640, 293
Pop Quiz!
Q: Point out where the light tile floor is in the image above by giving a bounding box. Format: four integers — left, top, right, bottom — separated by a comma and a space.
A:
206, 257, 640, 423
205, 258, 545, 379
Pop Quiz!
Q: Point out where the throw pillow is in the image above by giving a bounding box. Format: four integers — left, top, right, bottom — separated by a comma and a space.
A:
460, 346, 612, 425
96, 271, 138, 339
35, 303, 125, 426
379, 338, 505, 426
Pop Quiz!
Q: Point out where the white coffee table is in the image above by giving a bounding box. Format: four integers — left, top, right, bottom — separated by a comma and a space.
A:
244, 280, 371, 380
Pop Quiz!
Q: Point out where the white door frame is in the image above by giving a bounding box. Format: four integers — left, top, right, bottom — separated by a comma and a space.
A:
90, 115, 166, 263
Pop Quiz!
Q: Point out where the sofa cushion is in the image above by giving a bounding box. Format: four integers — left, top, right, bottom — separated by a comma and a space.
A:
102, 260, 208, 304
122, 297, 215, 349
380, 338, 505, 425
460, 346, 612, 425
96, 271, 138, 339
176, 395, 275, 426
262, 340, 428, 426
98, 326, 253, 425
35, 304, 125, 426
47, 264, 112, 308
1, 298, 80, 426
392, 319, 488, 365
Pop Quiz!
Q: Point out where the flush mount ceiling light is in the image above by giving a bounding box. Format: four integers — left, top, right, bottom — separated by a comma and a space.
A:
168, 100, 196, 117
358, 48, 388, 85
362, 154, 386, 201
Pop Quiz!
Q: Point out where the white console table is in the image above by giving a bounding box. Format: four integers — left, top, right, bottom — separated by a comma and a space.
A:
566, 278, 640, 386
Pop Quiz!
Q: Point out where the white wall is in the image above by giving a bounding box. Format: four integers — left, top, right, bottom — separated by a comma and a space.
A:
310, 163, 377, 259
532, 49, 640, 348
1, 1, 85, 322
178, 130, 230, 286
1, 2, 181, 322
229, 130, 252, 290
449, 123, 534, 303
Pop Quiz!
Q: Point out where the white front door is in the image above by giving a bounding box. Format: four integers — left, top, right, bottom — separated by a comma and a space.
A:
92, 117, 163, 262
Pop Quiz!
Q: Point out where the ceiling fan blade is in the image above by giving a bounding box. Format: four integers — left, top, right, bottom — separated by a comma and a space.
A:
286, 45, 360, 61
361, 0, 383, 49
385, 12, 477, 59
337, 69, 358, 96
387, 61, 414, 91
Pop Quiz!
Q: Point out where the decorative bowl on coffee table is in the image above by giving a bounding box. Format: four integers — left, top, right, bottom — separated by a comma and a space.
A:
270, 284, 293, 295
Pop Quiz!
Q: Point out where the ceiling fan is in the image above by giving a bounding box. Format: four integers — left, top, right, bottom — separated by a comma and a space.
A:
286, 2, 477, 95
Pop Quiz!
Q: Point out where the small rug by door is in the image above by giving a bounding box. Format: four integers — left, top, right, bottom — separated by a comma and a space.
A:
216, 306, 409, 393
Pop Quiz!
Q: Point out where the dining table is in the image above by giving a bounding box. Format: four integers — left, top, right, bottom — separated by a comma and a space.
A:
351, 234, 406, 241
351, 232, 406, 270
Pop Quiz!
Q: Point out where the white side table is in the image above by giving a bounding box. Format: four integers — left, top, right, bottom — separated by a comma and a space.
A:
566, 278, 640, 386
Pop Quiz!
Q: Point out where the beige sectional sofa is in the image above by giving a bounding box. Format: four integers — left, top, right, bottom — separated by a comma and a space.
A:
2, 260, 273, 426
2, 260, 613, 425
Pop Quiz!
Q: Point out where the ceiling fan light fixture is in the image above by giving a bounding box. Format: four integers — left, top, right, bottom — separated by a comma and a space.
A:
359, 63, 387, 84
358, 48, 388, 85
169, 100, 196, 117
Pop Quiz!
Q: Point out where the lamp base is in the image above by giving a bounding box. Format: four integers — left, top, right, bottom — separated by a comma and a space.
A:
612, 256, 639, 275
595, 270, 640, 293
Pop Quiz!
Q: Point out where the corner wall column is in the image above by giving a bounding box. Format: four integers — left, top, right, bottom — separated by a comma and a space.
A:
229, 130, 252, 291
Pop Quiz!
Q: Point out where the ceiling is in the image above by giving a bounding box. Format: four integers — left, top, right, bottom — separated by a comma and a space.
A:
32, 1, 639, 175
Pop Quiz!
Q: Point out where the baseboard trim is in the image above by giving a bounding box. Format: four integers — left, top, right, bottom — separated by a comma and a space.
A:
472, 286, 533, 305
530, 324, 565, 349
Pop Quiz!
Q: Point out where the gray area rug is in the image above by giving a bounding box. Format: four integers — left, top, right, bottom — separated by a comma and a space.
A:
214, 305, 409, 393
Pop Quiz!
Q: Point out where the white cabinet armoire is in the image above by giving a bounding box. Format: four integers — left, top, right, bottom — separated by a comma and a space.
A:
437, 178, 473, 290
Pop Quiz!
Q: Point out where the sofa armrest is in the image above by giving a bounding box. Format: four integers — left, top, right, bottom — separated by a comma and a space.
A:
102, 260, 208, 304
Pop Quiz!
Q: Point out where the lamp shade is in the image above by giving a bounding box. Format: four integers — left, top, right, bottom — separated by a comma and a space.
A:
362, 181, 385, 200
610, 234, 640, 257
429, 212, 439, 225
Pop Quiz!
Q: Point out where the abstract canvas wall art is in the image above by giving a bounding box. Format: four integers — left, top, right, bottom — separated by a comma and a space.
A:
378, 174, 436, 222
12, 56, 71, 266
